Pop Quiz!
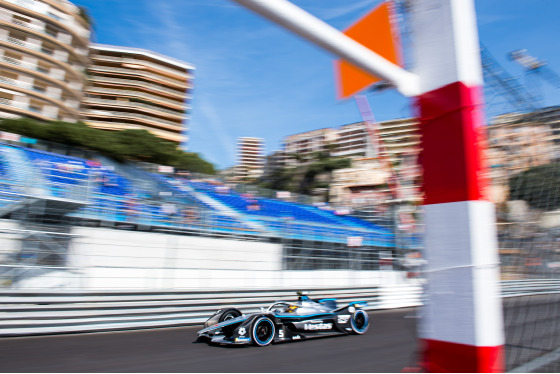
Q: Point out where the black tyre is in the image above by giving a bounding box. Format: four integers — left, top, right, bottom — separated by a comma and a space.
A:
350, 310, 369, 334
251, 316, 275, 346
219, 308, 242, 322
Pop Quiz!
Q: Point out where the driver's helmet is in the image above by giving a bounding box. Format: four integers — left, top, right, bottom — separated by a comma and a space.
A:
286, 305, 298, 313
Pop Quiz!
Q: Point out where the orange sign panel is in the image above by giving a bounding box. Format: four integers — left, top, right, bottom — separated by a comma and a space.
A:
335, 1, 402, 99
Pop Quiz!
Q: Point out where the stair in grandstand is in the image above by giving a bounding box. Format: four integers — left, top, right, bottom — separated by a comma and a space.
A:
300, 204, 386, 231
157, 177, 268, 233
94, 156, 164, 198
0, 145, 49, 196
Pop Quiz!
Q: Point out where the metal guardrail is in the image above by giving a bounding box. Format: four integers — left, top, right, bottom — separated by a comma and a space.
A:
0, 285, 422, 336
501, 279, 560, 298
0, 279, 557, 337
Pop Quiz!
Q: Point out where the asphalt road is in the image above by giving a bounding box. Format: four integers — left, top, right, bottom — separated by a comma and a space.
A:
0, 309, 419, 373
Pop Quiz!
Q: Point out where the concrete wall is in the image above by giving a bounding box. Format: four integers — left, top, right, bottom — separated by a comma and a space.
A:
1, 221, 407, 291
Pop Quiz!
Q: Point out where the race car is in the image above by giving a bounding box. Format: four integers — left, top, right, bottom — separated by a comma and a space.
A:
196, 292, 369, 346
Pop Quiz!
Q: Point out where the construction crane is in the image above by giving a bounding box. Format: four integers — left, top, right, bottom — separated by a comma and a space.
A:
480, 44, 539, 115
354, 95, 419, 243
509, 49, 560, 106
354, 95, 402, 201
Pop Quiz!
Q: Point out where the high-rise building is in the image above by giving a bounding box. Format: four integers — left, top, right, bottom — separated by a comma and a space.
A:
236, 137, 264, 181
81, 44, 194, 145
0, 0, 90, 122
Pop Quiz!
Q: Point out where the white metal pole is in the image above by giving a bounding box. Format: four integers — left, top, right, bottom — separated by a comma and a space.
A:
231, 0, 419, 97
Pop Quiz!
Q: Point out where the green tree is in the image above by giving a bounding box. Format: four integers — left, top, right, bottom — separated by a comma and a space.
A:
509, 162, 560, 210
260, 150, 351, 200
0, 118, 216, 174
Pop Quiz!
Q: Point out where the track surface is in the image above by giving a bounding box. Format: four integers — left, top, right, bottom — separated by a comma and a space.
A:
0, 309, 418, 373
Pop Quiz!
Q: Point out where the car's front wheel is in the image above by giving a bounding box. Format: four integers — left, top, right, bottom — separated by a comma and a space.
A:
252, 316, 275, 346
219, 308, 242, 322
350, 310, 370, 334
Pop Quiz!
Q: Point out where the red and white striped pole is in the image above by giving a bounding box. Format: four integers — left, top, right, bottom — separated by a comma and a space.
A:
410, 0, 504, 371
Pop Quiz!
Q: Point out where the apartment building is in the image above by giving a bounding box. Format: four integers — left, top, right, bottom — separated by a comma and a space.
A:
282, 127, 337, 166
485, 108, 559, 203
236, 137, 264, 181
0, 0, 90, 122
282, 118, 419, 165
81, 44, 193, 145
280, 118, 421, 206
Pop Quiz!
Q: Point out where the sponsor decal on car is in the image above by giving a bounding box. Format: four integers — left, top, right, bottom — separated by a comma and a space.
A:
235, 337, 251, 342
293, 335, 301, 340
304, 322, 333, 330
337, 315, 351, 324
238, 327, 246, 336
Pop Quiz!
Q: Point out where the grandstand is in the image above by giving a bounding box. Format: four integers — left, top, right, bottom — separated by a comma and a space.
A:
0, 143, 402, 266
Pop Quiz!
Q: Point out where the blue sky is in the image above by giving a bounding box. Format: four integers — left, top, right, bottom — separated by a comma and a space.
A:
73, 0, 560, 170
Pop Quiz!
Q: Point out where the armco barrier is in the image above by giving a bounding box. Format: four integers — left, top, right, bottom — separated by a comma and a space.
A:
0, 285, 422, 336
1, 280, 557, 337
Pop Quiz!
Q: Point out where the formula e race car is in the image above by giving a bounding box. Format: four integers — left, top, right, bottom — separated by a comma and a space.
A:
196, 292, 369, 346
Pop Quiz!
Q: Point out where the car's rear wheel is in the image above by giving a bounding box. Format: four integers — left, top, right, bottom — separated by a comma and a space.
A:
219, 308, 242, 322
350, 310, 369, 334
252, 316, 275, 346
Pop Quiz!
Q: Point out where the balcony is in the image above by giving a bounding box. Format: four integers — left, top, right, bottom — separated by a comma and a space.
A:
0, 97, 56, 119
0, 77, 79, 109
89, 75, 186, 98
88, 65, 189, 89
85, 120, 184, 142
0, 13, 76, 48
3, 0, 90, 40
90, 54, 191, 80
0, 34, 68, 63
84, 109, 183, 131
86, 86, 187, 109
0, 57, 87, 96
83, 97, 185, 118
